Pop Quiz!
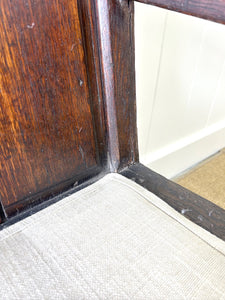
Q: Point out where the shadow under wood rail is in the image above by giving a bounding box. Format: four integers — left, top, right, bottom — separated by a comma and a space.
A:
135, 0, 225, 25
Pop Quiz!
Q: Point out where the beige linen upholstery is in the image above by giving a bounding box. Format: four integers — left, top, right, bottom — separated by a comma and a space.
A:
0, 173, 225, 299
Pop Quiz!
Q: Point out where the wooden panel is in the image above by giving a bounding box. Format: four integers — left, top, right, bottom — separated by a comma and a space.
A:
136, 0, 225, 25
121, 163, 225, 241
0, 0, 100, 217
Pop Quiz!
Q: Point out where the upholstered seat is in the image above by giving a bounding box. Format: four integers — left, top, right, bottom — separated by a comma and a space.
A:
1, 173, 224, 299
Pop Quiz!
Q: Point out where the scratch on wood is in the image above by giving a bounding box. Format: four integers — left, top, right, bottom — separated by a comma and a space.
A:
198, 215, 204, 222
79, 145, 87, 167
209, 210, 214, 217
71, 43, 76, 51
181, 208, 192, 215
27, 22, 35, 29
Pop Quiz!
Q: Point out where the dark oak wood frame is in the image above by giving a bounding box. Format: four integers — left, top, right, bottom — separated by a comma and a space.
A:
0, 0, 224, 240
136, 0, 225, 25
121, 164, 225, 239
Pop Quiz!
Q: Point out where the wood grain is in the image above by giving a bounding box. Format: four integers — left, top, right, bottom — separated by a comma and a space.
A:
121, 163, 225, 241
95, 0, 139, 171
0, 0, 139, 221
0, 0, 100, 216
110, 0, 139, 170
135, 0, 225, 25
78, 0, 107, 166
78, 0, 139, 171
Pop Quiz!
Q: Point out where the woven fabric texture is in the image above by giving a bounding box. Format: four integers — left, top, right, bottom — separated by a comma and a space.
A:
0, 173, 225, 299
176, 149, 225, 210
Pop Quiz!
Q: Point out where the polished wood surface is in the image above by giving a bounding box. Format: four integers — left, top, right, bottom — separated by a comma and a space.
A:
121, 163, 225, 241
95, 0, 139, 171
0, 0, 139, 222
0, 0, 100, 217
78, 0, 107, 166
135, 0, 225, 25
110, 0, 139, 170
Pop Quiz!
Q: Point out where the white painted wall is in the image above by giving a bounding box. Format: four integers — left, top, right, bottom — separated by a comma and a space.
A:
135, 2, 225, 178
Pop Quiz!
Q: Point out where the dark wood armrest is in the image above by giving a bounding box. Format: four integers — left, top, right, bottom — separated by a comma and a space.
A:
135, 0, 225, 25
121, 163, 225, 241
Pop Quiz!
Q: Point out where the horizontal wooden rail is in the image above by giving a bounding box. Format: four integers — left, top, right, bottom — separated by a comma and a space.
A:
135, 0, 225, 25
121, 163, 225, 241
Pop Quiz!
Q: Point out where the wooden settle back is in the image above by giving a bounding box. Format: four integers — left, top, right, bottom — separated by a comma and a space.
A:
0, 0, 138, 222
0, 0, 225, 238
